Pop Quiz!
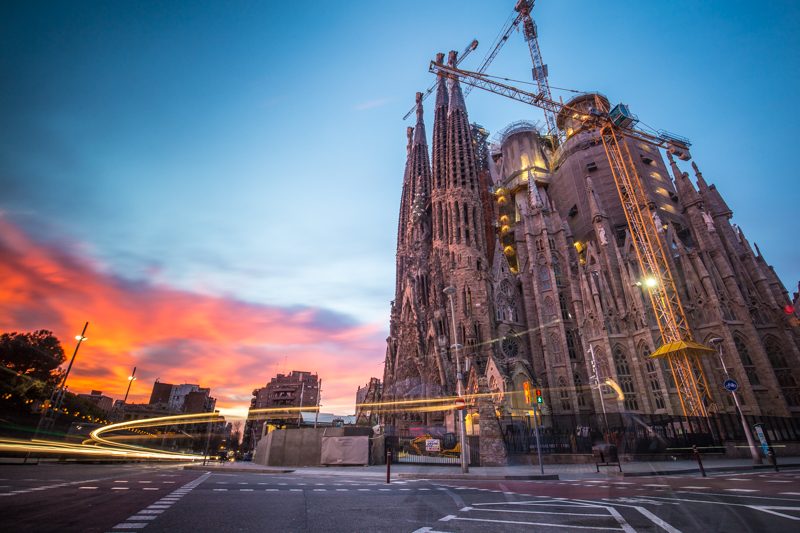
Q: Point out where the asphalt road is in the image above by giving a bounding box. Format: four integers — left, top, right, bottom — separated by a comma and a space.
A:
1, 463, 799, 532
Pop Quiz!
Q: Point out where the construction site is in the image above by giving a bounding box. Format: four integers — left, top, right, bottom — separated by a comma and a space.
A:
381, 0, 800, 466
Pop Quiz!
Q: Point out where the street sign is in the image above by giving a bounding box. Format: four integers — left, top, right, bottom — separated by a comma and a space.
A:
723, 379, 739, 392
454, 397, 466, 409
425, 439, 441, 452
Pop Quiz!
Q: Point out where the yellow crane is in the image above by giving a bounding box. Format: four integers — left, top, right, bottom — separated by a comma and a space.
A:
429, 57, 715, 418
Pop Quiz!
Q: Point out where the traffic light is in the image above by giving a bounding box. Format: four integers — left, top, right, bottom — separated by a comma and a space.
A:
535, 389, 543, 404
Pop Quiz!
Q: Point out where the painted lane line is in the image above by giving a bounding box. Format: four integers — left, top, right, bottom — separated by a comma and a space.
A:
766, 480, 792, 483
127, 516, 158, 521
779, 492, 800, 496
680, 486, 709, 490
462, 507, 610, 517
112, 487, 130, 490
79, 486, 99, 490
108, 472, 210, 532
439, 515, 622, 530
114, 480, 129, 483
290, 489, 302, 492
143, 488, 159, 491
643, 484, 669, 487
724, 488, 759, 493
240, 489, 254, 492
213, 489, 228, 491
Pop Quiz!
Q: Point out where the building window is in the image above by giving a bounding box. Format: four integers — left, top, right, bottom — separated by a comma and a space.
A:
734, 336, 760, 386
574, 373, 587, 408
544, 297, 556, 322
539, 265, 552, 291
548, 333, 563, 363
764, 336, 800, 406
558, 376, 571, 411
614, 346, 639, 411
566, 330, 578, 361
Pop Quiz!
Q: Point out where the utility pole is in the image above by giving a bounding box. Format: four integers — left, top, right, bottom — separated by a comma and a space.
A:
297, 381, 305, 428
314, 379, 322, 429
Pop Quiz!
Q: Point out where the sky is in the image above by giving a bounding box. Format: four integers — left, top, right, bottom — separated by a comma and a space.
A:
1, 1, 798, 419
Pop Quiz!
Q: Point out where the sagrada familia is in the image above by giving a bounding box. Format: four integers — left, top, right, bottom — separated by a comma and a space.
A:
382, 51, 800, 463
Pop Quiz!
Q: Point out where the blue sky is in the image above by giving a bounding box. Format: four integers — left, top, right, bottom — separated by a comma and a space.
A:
2, 0, 798, 371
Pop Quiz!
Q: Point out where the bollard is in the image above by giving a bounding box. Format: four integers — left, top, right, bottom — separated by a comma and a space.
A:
386, 447, 392, 484
692, 445, 706, 477
768, 447, 779, 472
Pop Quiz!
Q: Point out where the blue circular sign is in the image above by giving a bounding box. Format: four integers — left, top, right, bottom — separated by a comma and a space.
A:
723, 379, 739, 392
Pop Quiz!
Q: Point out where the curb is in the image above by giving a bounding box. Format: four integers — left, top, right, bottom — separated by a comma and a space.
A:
620, 462, 800, 477
398, 473, 559, 481
183, 465, 295, 474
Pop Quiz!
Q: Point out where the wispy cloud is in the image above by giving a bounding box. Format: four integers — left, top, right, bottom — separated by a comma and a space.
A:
0, 217, 385, 417
353, 98, 390, 111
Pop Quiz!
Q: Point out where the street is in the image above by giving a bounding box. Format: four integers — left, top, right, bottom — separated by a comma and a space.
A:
0, 463, 799, 532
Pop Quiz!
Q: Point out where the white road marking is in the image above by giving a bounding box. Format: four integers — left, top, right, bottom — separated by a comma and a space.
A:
79, 486, 98, 490
644, 484, 669, 487
780, 492, 800, 496
766, 480, 792, 483
240, 489, 253, 492
725, 488, 759, 493
143, 488, 159, 491
113, 523, 147, 529
440, 515, 622, 530
748, 505, 800, 521
127, 516, 158, 521
680, 486, 709, 490
213, 489, 227, 491
461, 506, 609, 517
111, 487, 129, 490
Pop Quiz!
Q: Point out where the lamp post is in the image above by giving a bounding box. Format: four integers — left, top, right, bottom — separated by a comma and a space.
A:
709, 338, 762, 464
443, 286, 469, 473
52, 322, 90, 412
588, 343, 610, 442
123, 366, 137, 404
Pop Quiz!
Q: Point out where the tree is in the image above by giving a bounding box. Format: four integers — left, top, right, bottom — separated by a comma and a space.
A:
0, 330, 66, 403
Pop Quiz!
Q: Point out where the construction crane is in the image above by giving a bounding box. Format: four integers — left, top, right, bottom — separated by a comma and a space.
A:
429, 58, 715, 419
514, 1, 557, 137
402, 39, 479, 120
461, 1, 556, 137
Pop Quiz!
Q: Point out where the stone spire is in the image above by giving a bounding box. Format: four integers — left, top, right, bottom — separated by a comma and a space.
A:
446, 50, 467, 115
668, 152, 702, 210
586, 176, 607, 222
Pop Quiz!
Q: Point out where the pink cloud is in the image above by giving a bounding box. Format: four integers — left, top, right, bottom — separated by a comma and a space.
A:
0, 218, 386, 416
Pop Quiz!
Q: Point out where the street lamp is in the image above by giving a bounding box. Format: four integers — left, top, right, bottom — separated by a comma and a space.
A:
709, 338, 762, 464
443, 285, 469, 473
123, 366, 137, 404
52, 322, 90, 412
588, 343, 610, 442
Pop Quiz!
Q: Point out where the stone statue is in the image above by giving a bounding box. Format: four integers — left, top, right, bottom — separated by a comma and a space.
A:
597, 226, 608, 245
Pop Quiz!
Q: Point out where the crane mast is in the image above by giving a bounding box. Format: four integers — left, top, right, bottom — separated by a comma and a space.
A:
429, 58, 714, 418
515, 1, 557, 137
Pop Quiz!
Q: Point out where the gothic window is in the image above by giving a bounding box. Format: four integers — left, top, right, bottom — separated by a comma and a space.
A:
558, 376, 571, 411
473, 324, 482, 345
539, 265, 552, 291
535, 239, 544, 252
548, 237, 556, 250
436, 202, 443, 240
613, 346, 639, 411
734, 335, 760, 386
764, 336, 800, 406
574, 373, 588, 408
501, 335, 519, 358
472, 206, 480, 249
495, 305, 504, 322
454, 201, 461, 244
463, 204, 470, 245
642, 345, 665, 409
660, 357, 675, 389
566, 330, 578, 361
548, 333, 563, 363
463, 286, 472, 317
544, 297, 556, 322
552, 254, 564, 287
559, 292, 571, 320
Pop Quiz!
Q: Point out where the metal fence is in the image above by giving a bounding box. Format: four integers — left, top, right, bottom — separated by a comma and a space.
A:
498, 413, 800, 456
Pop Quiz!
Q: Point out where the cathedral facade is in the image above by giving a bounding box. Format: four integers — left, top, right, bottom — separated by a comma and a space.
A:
383, 52, 800, 460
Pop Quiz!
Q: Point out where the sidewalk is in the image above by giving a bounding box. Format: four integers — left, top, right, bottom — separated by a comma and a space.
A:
185, 456, 800, 480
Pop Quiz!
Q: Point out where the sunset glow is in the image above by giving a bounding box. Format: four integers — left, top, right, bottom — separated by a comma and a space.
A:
0, 217, 386, 417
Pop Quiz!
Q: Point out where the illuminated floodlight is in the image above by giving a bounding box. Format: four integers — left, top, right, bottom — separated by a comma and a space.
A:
75, 335, 87, 341
644, 277, 658, 288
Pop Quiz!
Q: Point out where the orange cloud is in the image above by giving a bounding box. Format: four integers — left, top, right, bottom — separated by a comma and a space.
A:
0, 218, 386, 417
